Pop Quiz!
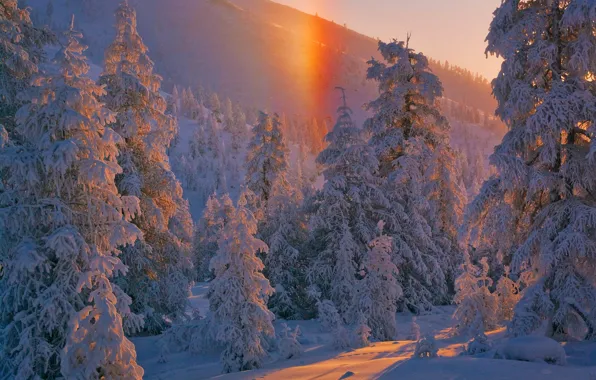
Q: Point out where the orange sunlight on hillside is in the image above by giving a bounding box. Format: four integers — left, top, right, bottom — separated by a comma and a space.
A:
293, 12, 330, 116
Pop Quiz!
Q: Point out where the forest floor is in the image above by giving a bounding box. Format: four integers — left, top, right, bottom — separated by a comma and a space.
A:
133, 284, 596, 379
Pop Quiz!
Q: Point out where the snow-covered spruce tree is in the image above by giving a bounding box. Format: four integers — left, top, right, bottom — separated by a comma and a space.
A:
364, 38, 457, 311
453, 256, 498, 336
262, 184, 309, 320
308, 88, 390, 319
230, 102, 247, 155
99, 1, 193, 334
194, 193, 235, 280
207, 190, 275, 373
245, 111, 289, 212
0, 0, 53, 134
222, 97, 234, 132
352, 221, 402, 341
0, 19, 143, 379
171, 84, 180, 117
209, 92, 221, 117
465, 0, 596, 339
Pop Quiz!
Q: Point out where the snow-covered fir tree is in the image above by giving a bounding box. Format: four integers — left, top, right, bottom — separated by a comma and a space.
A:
308, 88, 390, 319
453, 256, 498, 336
466, 0, 596, 339
0, 0, 53, 134
352, 221, 402, 341
207, 190, 275, 373
244, 111, 289, 211
262, 184, 309, 319
222, 97, 234, 132
209, 92, 221, 116
194, 193, 235, 280
99, 0, 193, 334
364, 38, 459, 312
0, 18, 143, 379
230, 102, 247, 155
171, 84, 180, 117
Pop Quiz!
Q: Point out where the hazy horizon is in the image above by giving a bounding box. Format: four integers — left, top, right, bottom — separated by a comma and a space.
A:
273, 0, 503, 80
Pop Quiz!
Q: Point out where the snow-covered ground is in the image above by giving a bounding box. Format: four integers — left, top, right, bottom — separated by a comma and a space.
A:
133, 284, 596, 380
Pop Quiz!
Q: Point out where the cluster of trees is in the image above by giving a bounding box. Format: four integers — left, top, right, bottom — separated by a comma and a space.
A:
183, 37, 469, 371
191, 0, 596, 371
0, 1, 192, 378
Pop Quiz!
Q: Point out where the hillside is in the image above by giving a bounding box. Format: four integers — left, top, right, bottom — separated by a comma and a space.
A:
27, 0, 501, 126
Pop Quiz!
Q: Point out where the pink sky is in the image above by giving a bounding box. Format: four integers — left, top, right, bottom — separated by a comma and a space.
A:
274, 0, 503, 80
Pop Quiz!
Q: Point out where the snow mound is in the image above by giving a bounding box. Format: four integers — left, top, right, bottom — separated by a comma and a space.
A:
495, 336, 566, 365
414, 335, 438, 358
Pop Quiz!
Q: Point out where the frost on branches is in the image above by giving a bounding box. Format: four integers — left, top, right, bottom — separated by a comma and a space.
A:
352, 221, 402, 341
99, 0, 193, 334
207, 191, 275, 373
0, 19, 142, 379
365, 38, 462, 312
308, 88, 390, 319
465, 0, 596, 340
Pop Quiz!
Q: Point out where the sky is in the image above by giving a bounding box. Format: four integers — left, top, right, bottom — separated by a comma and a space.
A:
273, 0, 503, 80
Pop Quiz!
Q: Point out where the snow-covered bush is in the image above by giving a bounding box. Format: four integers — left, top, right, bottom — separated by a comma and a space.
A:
352, 312, 372, 348
414, 335, 438, 358
495, 336, 566, 366
332, 325, 351, 350
316, 300, 351, 350
157, 315, 221, 366
278, 324, 302, 360
453, 256, 498, 335
317, 300, 344, 333
466, 333, 492, 356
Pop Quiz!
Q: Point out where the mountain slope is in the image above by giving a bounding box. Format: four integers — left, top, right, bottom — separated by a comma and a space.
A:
28, 0, 499, 125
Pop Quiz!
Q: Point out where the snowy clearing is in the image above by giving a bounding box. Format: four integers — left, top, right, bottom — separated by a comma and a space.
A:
133, 285, 596, 380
